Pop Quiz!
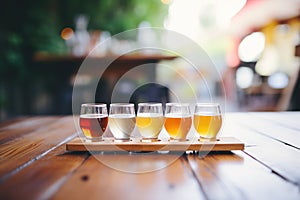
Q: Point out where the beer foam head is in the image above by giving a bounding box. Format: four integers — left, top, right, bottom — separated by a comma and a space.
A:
80, 113, 108, 118
109, 114, 135, 118
165, 113, 191, 118
137, 113, 163, 117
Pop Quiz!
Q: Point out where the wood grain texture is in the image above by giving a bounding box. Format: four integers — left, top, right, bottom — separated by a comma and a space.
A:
249, 112, 300, 131
0, 116, 27, 127
239, 113, 300, 148
187, 151, 300, 200
66, 137, 244, 152
0, 113, 299, 200
0, 116, 59, 144
52, 154, 205, 200
223, 113, 300, 185
0, 145, 89, 200
0, 116, 77, 179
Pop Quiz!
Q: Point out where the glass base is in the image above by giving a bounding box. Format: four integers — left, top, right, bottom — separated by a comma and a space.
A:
168, 138, 189, 142
198, 137, 219, 142
84, 137, 103, 143
140, 138, 160, 143
113, 138, 131, 142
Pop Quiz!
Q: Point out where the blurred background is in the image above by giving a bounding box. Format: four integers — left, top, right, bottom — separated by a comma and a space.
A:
1, 0, 300, 120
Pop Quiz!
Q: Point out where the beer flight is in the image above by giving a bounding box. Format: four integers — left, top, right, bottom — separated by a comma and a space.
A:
79, 102, 222, 142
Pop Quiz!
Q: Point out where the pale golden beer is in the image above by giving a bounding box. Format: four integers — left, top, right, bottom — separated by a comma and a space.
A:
164, 103, 192, 141
193, 103, 222, 140
193, 114, 222, 139
136, 113, 164, 139
136, 103, 164, 140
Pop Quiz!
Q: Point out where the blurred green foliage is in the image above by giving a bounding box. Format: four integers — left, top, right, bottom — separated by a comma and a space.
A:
0, 0, 167, 78
0, 0, 167, 117
59, 0, 167, 34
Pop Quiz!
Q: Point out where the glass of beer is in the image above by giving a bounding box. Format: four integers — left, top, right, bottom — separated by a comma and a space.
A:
136, 103, 164, 142
193, 103, 222, 141
80, 103, 108, 141
109, 103, 136, 141
164, 103, 192, 141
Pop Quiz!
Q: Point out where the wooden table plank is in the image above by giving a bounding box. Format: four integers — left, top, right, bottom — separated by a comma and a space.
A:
249, 112, 300, 131
187, 151, 300, 200
235, 113, 300, 148
0, 113, 299, 200
51, 153, 206, 200
0, 116, 77, 180
0, 116, 59, 144
222, 113, 300, 185
0, 145, 89, 200
0, 116, 28, 127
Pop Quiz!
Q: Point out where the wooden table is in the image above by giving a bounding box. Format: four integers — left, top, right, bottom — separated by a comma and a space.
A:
0, 112, 300, 199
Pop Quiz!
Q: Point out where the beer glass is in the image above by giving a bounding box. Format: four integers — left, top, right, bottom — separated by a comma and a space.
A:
80, 103, 108, 141
109, 103, 136, 141
136, 103, 164, 141
164, 103, 192, 141
193, 103, 222, 141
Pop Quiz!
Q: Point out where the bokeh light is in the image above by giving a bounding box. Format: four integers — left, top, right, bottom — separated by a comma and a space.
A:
238, 32, 265, 62
255, 45, 279, 76
236, 66, 254, 89
267, 72, 289, 89
161, 0, 171, 5
61, 27, 74, 40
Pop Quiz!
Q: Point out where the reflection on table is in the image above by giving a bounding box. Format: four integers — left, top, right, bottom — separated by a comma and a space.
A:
0, 112, 299, 199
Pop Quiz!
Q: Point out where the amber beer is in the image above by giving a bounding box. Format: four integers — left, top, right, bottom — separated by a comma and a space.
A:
164, 103, 192, 141
164, 114, 192, 140
80, 114, 108, 139
193, 103, 222, 140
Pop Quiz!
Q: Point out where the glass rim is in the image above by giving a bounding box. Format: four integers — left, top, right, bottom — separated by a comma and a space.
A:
110, 103, 134, 107
138, 102, 162, 107
195, 103, 220, 107
166, 103, 190, 107
81, 103, 107, 107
